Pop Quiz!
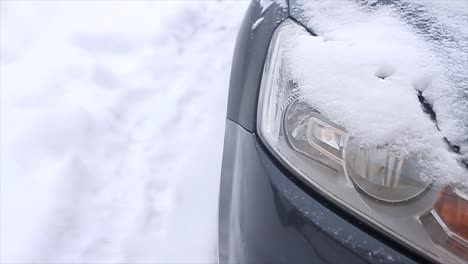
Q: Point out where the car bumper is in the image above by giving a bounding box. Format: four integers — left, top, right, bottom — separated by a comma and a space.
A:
219, 119, 422, 264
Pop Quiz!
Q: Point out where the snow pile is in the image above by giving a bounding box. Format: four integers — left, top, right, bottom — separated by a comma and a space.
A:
287, 0, 467, 183
0, 1, 247, 263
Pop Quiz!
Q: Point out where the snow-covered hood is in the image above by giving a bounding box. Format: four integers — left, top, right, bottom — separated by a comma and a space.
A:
287, 0, 467, 183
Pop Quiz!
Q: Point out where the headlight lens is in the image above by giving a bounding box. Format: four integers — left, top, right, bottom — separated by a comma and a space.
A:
344, 137, 432, 203
258, 19, 467, 264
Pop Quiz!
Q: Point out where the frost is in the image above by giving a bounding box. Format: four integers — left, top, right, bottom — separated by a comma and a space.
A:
287, 0, 468, 184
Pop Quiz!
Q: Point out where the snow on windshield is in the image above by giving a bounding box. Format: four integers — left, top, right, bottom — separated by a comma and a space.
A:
287, 0, 467, 183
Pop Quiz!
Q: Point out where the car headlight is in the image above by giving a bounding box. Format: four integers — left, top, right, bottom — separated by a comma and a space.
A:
257, 19, 467, 264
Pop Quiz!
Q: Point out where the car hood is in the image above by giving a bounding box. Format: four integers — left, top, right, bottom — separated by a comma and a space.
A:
288, 0, 468, 173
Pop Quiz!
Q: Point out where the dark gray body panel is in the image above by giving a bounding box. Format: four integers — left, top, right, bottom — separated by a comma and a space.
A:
219, 120, 422, 264
226, 0, 288, 132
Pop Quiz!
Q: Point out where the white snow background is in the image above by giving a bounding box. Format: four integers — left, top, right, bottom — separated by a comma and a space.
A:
0, 1, 249, 263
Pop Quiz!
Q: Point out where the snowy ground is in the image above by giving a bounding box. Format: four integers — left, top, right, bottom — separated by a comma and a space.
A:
0, 1, 248, 263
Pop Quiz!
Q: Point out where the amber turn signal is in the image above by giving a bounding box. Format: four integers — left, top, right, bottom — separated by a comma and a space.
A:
420, 185, 468, 262
433, 186, 468, 241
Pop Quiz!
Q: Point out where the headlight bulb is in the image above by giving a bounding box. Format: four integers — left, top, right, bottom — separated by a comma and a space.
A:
344, 137, 432, 203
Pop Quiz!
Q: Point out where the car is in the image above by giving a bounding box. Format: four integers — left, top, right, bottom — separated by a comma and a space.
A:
218, 0, 468, 264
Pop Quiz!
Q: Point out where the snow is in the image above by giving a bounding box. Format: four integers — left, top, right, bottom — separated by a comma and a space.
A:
254, 0, 286, 31
0, 1, 248, 263
252, 17, 265, 31
287, 0, 467, 183
259, 0, 274, 14
258, 0, 287, 13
